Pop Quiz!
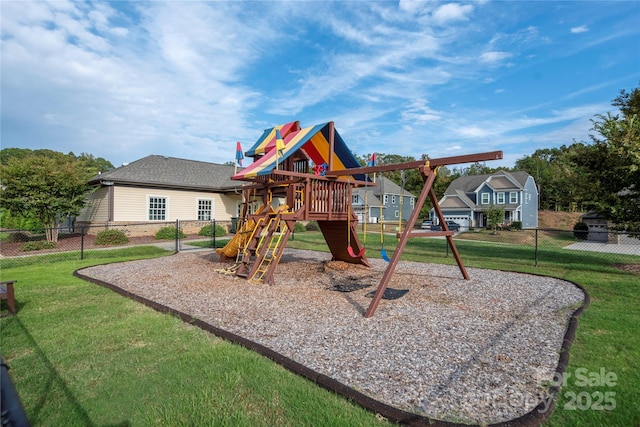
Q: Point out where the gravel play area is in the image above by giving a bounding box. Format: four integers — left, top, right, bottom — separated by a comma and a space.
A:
78, 249, 586, 425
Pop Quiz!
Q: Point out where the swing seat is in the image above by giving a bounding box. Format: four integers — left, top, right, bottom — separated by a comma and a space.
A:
347, 246, 366, 258
380, 248, 391, 262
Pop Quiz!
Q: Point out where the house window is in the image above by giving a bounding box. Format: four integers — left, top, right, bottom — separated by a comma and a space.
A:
149, 197, 167, 220
352, 195, 359, 204
481, 193, 490, 204
509, 192, 518, 203
410, 197, 414, 207
383, 195, 388, 204
391, 195, 396, 204
198, 199, 212, 220
394, 210, 399, 218
497, 192, 505, 204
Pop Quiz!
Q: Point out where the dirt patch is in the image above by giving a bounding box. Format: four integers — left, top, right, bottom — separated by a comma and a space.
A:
613, 264, 640, 275
538, 211, 584, 229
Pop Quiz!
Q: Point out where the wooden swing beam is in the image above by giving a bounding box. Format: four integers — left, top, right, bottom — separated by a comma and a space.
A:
325, 150, 503, 318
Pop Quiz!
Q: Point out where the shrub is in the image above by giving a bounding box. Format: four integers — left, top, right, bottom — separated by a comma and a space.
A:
305, 221, 320, 232
198, 224, 227, 237
0, 209, 45, 232
95, 229, 129, 246
3, 231, 31, 243
155, 226, 186, 240
511, 221, 522, 230
294, 222, 306, 233
21, 241, 56, 252
573, 222, 589, 240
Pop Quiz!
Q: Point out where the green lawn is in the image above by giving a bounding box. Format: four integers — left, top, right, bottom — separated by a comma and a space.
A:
1, 233, 638, 426
0, 246, 381, 427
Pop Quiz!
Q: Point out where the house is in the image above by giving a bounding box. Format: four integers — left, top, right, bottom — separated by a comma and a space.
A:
433, 170, 538, 230
351, 176, 416, 224
75, 155, 244, 235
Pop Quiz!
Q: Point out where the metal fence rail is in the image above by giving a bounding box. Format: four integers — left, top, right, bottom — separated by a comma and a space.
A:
1, 222, 639, 269
0, 219, 227, 268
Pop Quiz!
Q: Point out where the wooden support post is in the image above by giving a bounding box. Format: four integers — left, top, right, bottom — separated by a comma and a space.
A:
429, 187, 469, 280
328, 121, 335, 172
364, 165, 471, 318
364, 168, 437, 318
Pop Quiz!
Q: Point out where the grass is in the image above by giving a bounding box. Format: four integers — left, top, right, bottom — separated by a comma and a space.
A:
1, 233, 639, 426
0, 246, 383, 427
186, 238, 231, 249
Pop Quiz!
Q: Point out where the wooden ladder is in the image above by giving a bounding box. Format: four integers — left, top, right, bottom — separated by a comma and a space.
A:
235, 212, 271, 278
248, 214, 290, 285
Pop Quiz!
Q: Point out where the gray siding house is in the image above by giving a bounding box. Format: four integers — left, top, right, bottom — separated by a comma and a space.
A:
351, 176, 416, 224
433, 170, 538, 230
76, 155, 243, 234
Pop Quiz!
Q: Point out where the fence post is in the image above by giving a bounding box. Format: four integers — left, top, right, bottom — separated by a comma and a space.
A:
175, 219, 180, 252
81, 227, 85, 260
535, 228, 539, 267
212, 218, 216, 250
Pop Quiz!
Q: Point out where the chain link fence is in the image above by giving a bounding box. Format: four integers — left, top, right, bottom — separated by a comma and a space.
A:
452, 227, 640, 267
1, 221, 639, 270
0, 219, 231, 269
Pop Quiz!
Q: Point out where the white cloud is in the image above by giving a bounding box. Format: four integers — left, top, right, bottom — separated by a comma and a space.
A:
400, 99, 441, 124
571, 25, 589, 34
2, 0, 637, 169
479, 51, 513, 63
432, 3, 474, 24
457, 126, 490, 138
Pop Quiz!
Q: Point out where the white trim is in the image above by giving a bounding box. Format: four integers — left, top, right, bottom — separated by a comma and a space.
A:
197, 198, 213, 221
147, 195, 168, 221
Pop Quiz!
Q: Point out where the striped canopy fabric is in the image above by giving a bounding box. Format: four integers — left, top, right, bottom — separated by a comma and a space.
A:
232, 122, 366, 181
244, 121, 300, 157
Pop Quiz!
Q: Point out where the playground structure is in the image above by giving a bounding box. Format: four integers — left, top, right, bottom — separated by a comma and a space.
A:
217, 120, 503, 317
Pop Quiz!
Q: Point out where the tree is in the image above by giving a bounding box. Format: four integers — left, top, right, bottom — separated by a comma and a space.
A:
515, 146, 585, 212
571, 86, 640, 232
0, 153, 97, 242
483, 204, 505, 234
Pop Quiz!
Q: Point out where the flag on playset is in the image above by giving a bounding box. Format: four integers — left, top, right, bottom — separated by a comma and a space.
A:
275, 129, 285, 155
367, 152, 376, 167
235, 142, 244, 166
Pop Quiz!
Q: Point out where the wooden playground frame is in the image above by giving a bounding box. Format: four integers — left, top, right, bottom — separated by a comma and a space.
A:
222, 122, 503, 317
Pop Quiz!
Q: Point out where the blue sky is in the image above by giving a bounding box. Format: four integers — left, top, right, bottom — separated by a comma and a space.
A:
2, 1, 638, 169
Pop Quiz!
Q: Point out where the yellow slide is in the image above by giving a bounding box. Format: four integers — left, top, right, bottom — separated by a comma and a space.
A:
216, 219, 256, 258
216, 205, 269, 259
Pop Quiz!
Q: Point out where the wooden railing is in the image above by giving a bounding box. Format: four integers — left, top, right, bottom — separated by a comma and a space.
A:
284, 178, 352, 221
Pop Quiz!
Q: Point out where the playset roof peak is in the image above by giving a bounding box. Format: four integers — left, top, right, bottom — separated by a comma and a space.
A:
232, 121, 365, 181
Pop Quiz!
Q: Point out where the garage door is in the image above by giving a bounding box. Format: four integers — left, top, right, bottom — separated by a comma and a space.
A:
445, 216, 470, 230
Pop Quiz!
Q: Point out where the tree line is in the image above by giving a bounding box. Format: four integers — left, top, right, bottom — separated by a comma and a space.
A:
1, 86, 638, 240
0, 150, 113, 241
359, 86, 639, 232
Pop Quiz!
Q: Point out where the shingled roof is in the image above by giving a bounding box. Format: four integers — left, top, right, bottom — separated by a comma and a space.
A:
444, 170, 530, 195
352, 176, 416, 201
88, 155, 242, 191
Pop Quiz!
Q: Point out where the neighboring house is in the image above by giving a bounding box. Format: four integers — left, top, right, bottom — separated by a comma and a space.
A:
580, 211, 612, 242
579, 211, 638, 244
433, 170, 538, 230
75, 155, 243, 234
351, 177, 416, 224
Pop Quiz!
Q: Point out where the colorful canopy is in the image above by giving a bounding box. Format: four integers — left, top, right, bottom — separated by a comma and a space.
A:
232, 122, 366, 181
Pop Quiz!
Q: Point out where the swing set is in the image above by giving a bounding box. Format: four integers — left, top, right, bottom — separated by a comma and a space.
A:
324, 151, 503, 317
359, 170, 404, 264
222, 119, 502, 317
